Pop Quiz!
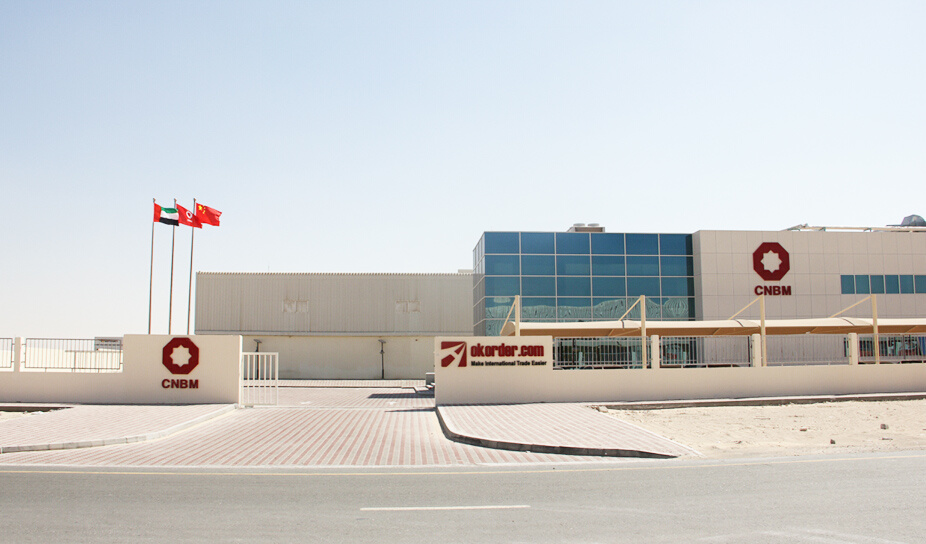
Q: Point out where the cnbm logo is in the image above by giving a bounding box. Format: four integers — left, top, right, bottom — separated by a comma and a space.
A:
752, 242, 793, 296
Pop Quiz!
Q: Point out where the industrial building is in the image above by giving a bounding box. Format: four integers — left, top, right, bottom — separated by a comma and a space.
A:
196, 219, 926, 378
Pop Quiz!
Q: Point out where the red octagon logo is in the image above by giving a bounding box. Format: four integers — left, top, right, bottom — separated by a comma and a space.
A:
162, 337, 200, 375
753, 242, 790, 281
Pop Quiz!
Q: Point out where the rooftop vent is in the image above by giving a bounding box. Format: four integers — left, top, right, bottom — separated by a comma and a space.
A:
567, 223, 605, 233
899, 214, 926, 227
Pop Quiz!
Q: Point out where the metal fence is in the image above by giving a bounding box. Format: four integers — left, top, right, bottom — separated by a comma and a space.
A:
858, 334, 926, 364
765, 334, 851, 366
554, 337, 648, 369
660, 336, 752, 368
241, 352, 279, 405
22, 338, 124, 372
0, 338, 12, 371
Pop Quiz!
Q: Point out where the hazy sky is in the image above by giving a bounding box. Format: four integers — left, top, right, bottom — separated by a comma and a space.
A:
2, 1, 924, 337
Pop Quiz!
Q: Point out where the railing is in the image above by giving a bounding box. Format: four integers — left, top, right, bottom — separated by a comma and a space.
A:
241, 352, 279, 405
765, 335, 851, 366
0, 338, 12, 371
22, 338, 123, 372
659, 336, 751, 368
554, 337, 648, 369
858, 334, 926, 364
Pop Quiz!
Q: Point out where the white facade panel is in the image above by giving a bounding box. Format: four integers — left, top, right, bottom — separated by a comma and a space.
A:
196, 273, 472, 336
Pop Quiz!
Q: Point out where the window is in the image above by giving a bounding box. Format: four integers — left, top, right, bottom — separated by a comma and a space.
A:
593, 277, 626, 297
591, 233, 624, 255
841, 275, 855, 294
485, 276, 519, 296
885, 275, 900, 294
484, 232, 519, 254
626, 234, 658, 255
916, 276, 926, 293
555, 232, 590, 254
855, 275, 870, 294
627, 277, 660, 297
659, 234, 692, 255
521, 232, 554, 254
627, 256, 659, 276
870, 275, 885, 294
556, 255, 590, 275
522, 276, 556, 296
557, 277, 591, 297
485, 255, 519, 275
592, 256, 625, 276
557, 298, 592, 320
901, 275, 915, 293
660, 256, 693, 277
661, 277, 693, 297
521, 255, 555, 276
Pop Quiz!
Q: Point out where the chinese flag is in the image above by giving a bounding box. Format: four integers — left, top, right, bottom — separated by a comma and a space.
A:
196, 203, 222, 226
176, 204, 202, 228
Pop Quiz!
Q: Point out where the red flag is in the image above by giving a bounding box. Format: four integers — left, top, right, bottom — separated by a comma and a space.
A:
196, 203, 222, 226
176, 204, 202, 228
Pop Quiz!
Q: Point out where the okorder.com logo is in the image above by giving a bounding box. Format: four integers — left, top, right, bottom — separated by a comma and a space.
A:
439, 341, 468, 367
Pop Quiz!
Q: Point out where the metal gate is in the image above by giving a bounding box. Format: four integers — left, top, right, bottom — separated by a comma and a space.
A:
240, 352, 279, 406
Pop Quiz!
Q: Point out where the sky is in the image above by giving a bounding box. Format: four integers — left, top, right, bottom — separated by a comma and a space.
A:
1, 1, 924, 337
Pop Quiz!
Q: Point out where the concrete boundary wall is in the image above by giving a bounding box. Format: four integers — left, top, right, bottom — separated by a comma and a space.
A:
435, 336, 926, 405
0, 335, 241, 404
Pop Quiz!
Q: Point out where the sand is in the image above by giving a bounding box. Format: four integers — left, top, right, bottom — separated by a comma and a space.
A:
0, 411, 26, 422
607, 399, 926, 458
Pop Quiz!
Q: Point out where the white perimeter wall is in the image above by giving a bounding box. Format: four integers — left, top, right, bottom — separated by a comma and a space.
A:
0, 335, 241, 404
435, 336, 926, 405
243, 335, 436, 380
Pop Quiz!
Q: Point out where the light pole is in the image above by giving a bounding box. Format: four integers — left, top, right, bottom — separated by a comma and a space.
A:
378, 339, 386, 379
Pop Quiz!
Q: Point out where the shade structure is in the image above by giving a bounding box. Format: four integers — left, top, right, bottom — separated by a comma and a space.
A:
500, 318, 926, 338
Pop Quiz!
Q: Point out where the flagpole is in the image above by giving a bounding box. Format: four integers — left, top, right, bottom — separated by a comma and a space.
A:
168, 198, 177, 335
187, 198, 196, 335
148, 198, 155, 335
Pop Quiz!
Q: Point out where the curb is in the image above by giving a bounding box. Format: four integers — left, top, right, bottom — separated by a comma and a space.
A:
0, 404, 237, 455
434, 406, 675, 459
600, 392, 926, 411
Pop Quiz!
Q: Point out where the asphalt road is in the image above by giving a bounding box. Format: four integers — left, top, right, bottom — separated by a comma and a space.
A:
2, 451, 924, 543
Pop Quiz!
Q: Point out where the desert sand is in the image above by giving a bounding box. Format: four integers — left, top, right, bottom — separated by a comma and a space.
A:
608, 399, 926, 458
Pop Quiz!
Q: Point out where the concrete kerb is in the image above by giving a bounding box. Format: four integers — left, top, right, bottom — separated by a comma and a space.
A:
0, 404, 237, 454
599, 392, 926, 411
434, 406, 675, 459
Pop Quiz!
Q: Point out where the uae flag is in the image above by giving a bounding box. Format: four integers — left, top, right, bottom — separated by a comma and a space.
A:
154, 203, 179, 226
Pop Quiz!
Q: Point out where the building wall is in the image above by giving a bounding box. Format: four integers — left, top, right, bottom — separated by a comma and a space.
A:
695, 230, 926, 320
195, 273, 472, 379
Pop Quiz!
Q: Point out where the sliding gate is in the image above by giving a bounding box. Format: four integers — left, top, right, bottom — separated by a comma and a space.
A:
240, 352, 279, 406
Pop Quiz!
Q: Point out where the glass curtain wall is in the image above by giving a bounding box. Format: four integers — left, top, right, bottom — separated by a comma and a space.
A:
473, 231, 696, 336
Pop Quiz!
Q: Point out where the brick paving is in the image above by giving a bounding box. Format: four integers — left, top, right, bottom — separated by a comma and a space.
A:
438, 403, 698, 458
0, 385, 691, 467
0, 404, 233, 453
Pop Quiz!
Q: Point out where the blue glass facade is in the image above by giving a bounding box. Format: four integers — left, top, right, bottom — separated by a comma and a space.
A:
473, 231, 696, 336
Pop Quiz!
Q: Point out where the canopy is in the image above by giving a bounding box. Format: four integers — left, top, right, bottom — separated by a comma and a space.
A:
500, 317, 926, 338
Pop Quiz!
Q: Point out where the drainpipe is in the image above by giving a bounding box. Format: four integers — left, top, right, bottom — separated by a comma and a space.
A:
378, 339, 386, 379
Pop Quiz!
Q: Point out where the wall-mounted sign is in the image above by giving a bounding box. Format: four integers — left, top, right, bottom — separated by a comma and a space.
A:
437, 338, 549, 369
752, 242, 792, 296
162, 337, 200, 389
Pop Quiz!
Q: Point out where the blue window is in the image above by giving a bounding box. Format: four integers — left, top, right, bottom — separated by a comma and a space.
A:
591, 233, 624, 255
555, 232, 590, 254
659, 234, 692, 255
885, 275, 900, 294
593, 277, 626, 297
557, 277, 591, 297
522, 255, 555, 275
557, 298, 591, 320
660, 256, 693, 277
484, 232, 519, 254
521, 298, 556, 320
627, 277, 660, 297
855, 275, 870, 295
485, 276, 519, 296
662, 298, 695, 320
841, 275, 855, 294
522, 276, 556, 296
592, 256, 625, 276
593, 298, 628, 319
627, 256, 659, 276
916, 276, 926, 293
900, 275, 915, 294
626, 234, 658, 255
556, 255, 590, 275
485, 255, 519, 275
661, 277, 693, 297
484, 297, 515, 319
521, 232, 554, 254
870, 275, 885, 294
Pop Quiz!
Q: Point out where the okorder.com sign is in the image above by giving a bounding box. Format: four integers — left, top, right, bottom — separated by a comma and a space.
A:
436, 337, 552, 369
